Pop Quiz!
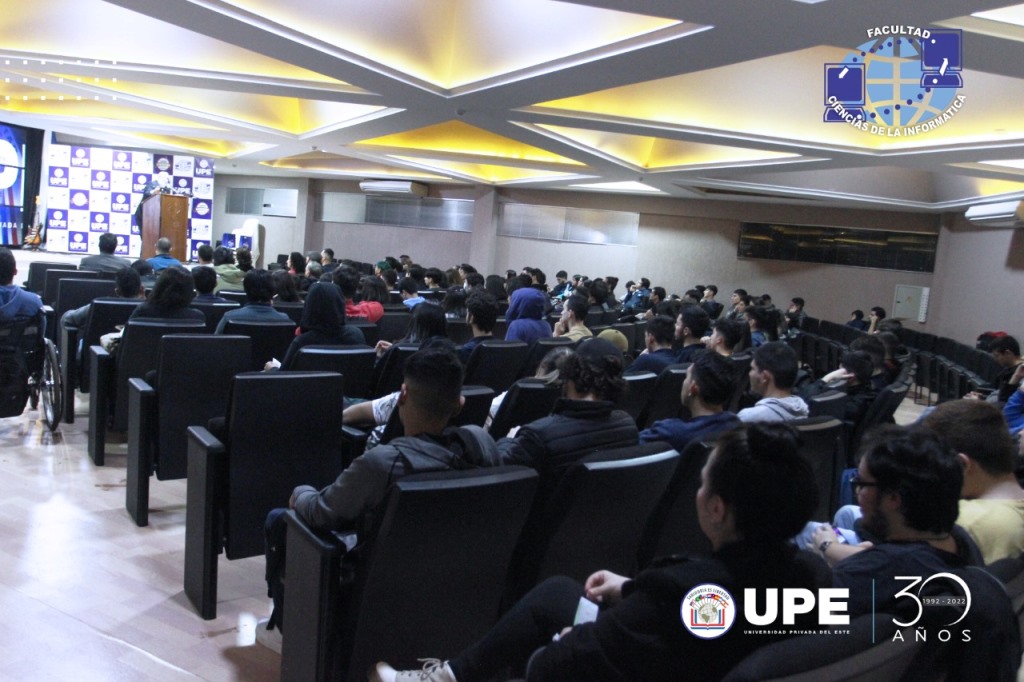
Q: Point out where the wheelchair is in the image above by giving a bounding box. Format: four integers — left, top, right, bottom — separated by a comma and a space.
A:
0, 312, 62, 431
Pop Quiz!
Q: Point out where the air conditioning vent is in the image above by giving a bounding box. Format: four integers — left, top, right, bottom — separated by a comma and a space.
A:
964, 201, 1024, 228
358, 180, 428, 198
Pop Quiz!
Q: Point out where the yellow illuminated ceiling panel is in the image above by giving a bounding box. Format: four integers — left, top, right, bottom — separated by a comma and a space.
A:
536, 124, 799, 168
532, 46, 1024, 151
59, 79, 387, 135
0, 92, 224, 130
570, 181, 665, 193
357, 121, 583, 165
265, 153, 448, 179
219, 0, 684, 89
0, 0, 347, 83
116, 134, 254, 157
389, 156, 577, 183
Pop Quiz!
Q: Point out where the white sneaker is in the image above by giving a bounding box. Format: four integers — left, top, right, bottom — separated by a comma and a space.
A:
371, 658, 456, 682
254, 618, 283, 654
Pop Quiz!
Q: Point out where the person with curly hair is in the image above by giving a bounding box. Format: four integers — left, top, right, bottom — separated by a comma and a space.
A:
496, 337, 637, 497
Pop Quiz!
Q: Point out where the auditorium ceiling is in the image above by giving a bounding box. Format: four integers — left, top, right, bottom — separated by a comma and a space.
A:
3, 0, 1024, 211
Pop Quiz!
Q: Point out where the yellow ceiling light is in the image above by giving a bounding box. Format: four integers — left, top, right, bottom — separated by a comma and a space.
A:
535, 124, 798, 169
264, 153, 447, 179
357, 120, 583, 165
389, 155, 575, 183
569, 181, 664, 193
65, 78, 387, 135
112, 133, 251, 157
0, 0, 346, 83
0, 93, 224, 129
218, 0, 685, 89
531, 45, 1024, 152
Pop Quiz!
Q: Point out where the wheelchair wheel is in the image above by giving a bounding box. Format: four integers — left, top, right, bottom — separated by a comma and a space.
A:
40, 339, 63, 431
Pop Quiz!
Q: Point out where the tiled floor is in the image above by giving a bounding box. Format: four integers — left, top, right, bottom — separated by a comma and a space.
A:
0, 393, 280, 681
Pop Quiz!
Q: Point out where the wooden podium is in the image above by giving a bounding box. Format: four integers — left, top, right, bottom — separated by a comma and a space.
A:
140, 193, 189, 261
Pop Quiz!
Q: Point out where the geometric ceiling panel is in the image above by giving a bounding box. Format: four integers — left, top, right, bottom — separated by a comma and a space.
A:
534, 124, 800, 169
219, 0, 692, 89
388, 155, 580, 184
263, 152, 450, 179
356, 121, 584, 165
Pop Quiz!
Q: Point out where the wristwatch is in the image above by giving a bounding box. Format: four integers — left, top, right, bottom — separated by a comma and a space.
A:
818, 540, 833, 554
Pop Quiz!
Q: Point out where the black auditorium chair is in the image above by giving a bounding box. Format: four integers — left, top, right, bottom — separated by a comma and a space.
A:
446, 319, 472, 346
52, 277, 117, 341
218, 290, 248, 305
26, 261, 69, 294
636, 439, 715, 567
287, 345, 376, 400
190, 301, 239, 334
372, 343, 419, 397
791, 416, 846, 520
42, 268, 100, 307
222, 319, 297, 371
184, 371, 345, 619
519, 337, 574, 379
348, 321, 378, 347
636, 363, 690, 429
508, 443, 679, 601
376, 311, 410, 343
88, 318, 207, 465
272, 301, 305, 326
60, 298, 139, 423
488, 378, 561, 439
614, 371, 658, 424
279, 467, 539, 682
806, 388, 849, 421
463, 340, 530, 393
125, 334, 251, 526
848, 383, 909, 455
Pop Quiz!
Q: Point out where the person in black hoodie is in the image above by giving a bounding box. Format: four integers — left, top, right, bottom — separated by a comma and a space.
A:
373, 422, 828, 682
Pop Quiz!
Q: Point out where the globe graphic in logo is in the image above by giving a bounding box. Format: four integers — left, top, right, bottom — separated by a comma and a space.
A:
843, 36, 956, 128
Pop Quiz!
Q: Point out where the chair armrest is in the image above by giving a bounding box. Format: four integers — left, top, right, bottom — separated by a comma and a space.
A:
281, 510, 347, 682
184, 425, 226, 620
87, 345, 114, 465
340, 424, 371, 468
126, 378, 158, 527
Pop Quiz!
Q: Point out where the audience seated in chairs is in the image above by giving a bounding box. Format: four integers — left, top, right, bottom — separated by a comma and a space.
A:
673, 304, 711, 364
258, 347, 501, 653
128, 267, 204, 324
373, 422, 829, 682
552, 294, 592, 343
639, 349, 740, 453
266, 281, 364, 370
191, 265, 230, 303
61, 266, 144, 359
457, 291, 497, 365
626, 315, 676, 375
496, 337, 637, 502
702, 317, 745, 357
374, 302, 447, 368
800, 349, 879, 426
737, 341, 808, 423
0, 247, 45, 327
504, 285, 551, 346
215, 269, 290, 333
271, 268, 301, 303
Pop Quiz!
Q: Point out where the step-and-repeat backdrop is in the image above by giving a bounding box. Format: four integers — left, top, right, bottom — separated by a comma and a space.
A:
43, 144, 214, 259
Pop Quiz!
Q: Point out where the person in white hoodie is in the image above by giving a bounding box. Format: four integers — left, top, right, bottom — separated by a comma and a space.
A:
737, 341, 809, 423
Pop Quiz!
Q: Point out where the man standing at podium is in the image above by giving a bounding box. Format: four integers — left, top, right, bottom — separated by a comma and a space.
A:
147, 237, 182, 272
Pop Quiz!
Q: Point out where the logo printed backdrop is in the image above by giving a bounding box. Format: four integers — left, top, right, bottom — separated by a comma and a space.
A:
44, 144, 214, 259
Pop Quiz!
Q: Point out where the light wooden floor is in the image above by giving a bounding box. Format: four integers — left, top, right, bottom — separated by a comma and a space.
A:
0, 392, 280, 681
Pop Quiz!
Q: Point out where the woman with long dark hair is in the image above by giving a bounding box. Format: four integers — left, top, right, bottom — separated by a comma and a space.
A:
271, 282, 365, 369
129, 266, 205, 322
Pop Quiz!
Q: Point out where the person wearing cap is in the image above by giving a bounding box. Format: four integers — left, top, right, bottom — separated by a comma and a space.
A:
497, 337, 638, 502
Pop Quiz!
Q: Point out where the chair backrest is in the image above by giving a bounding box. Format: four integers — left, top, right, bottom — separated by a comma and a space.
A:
463, 340, 531, 393
55, 278, 116, 325
43, 268, 100, 306
77, 299, 141, 390
791, 416, 845, 519
376, 311, 411, 343
637, 364, 689, 428
614, 371, 658, 422
850, 383, 909, 453
726, 352, 753, 413
806, 388, 849, 421
153, 334, 252, 480
446, 319, 473, 346
219, 290, 249, 305
611, 322, 637, 354
111, 319, 207, 430
190, 301, 239, 333
372, 343, 419, 397
222, 319, 297, 370
336, 467, 539, 681
26, 261, 69, 294
348, 321, 378, 348
519, 336, 574, 379
451, 385, 495, 427
488, 378, 561, 439
223, 371, 346, 559
272, 301, 305, 325
637, 439, 715, 567
288, 345, 376, 399
532, 447, 680, 583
